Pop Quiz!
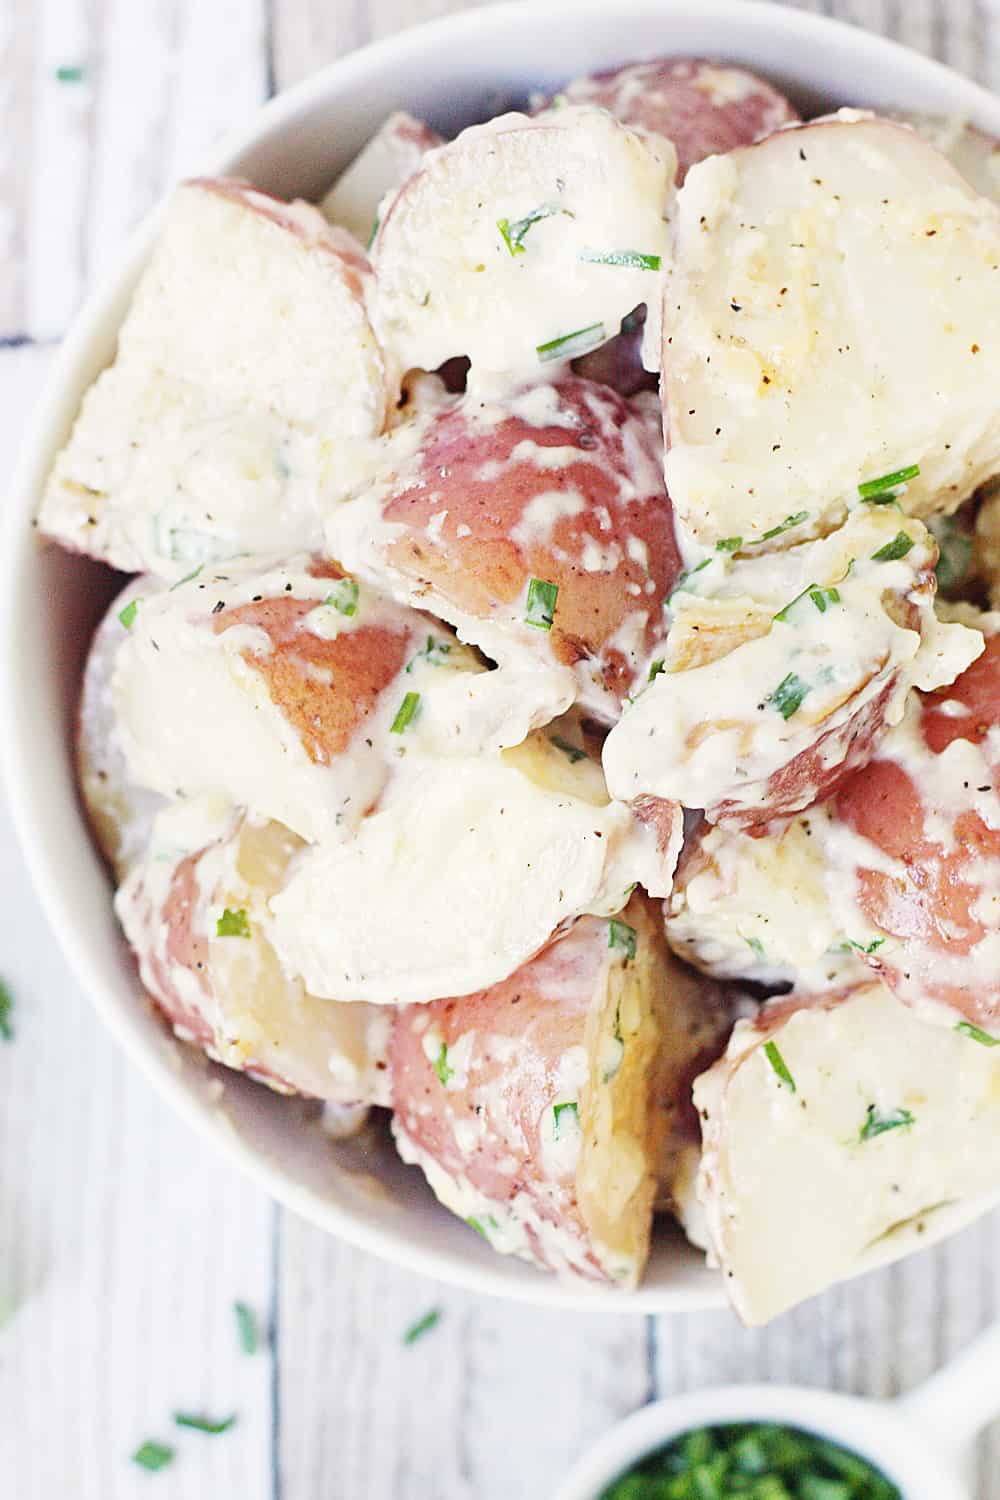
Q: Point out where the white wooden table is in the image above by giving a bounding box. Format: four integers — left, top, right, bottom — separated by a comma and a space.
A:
2, 1, 1000, 1495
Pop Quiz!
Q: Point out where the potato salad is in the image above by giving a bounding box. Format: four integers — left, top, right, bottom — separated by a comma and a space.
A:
40, 55, 1000, 1320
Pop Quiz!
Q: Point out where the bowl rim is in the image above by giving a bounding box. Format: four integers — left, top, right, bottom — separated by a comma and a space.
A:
6, 0, 1000, 1313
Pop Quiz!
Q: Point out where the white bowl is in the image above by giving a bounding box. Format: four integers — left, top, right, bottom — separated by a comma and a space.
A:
6, 0, 1000, 1312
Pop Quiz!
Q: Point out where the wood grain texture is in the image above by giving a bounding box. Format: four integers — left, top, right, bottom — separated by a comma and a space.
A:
1, 2, 999, 1498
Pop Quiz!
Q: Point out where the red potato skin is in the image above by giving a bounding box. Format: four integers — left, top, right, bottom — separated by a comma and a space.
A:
133, 849, 216, 1051
834, 633, 1000, 1026
390, 918, 609, 1279
574, 309, 658, 399
378, 376, 682, 709
537, 58, 798, 182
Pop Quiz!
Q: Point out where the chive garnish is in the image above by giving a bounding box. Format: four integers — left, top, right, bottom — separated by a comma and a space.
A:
858, 464, 920, 500
56, 64, 85, 83
432, 1042, 454, 1087
390, 691, 421, 733
667, 557, 711, 602
549, 734, 587, 764
403, 1308, 442, 1345
579, 248, 661, 271
745, 937, 765, 960
366, 213, 381, 251
498, 202, 570, 255
118, 598, 140, 630
871, 531, 915, 562
955, 1021, 1000, 1046
407, 635, 452, 671
609, 918, 637, 961
536, 322, 605, 363
0, 979, 15, 1042
774, 583, 842, 622
716, 535, 743, 553
174, 1413, 237, 1435
467, 1216, 489, 1238
216, 908, 251, 939
552, 1101, 579, 1138
325, 577, 359, 617
768, 672, 810, 721
132, 1442, 175, 1472
754, 510, 810, 544
763, 1040, 796, 1093
842, 937, 884, 955
525, 577, 559, 630
234, 1302, 258, 1355
858, 1104, 915, 1143
169, 564, 204, 591
647, 659, 665, 683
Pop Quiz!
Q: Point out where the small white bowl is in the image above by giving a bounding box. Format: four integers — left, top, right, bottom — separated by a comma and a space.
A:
6, 0, 1000, 1310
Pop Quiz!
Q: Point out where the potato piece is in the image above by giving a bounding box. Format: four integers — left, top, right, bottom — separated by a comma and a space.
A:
390, 897, 724, 1285
661, 116, 1000, 547
603, 506, 980, 831
690, 980, 1000, 1324
320, 111, 442, 244
535, 58, 797, 183
78, 578, 167, 878
109, 554, 529, 845
892, 113, 1000, 202
39, 180, 387, 579
269, 732, 682, 1005
116, 802, 391, 1105
373, 107, 674, 381
327, 375, 682, 721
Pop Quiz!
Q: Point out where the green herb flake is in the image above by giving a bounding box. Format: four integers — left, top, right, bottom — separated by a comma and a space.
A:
118, 598, 140, 630
859, 1104, 915, 1143
536, 322, 605, 363
403, 1308, 442, 1345
552, 1101, 579, 1139
774, 582, 840, 620
871, 531, 915, 563
325, 577, 359, 617
763, 1040, 796, 1093
498, 202, 570, 256
549, 734, 587, 764
56, 64, 85, 83
216, 907, 251, 939
768, 672, 810, 721
608, 918, 637, 961
407, 635, 452, 671
858, 464, 920, 500
755, 510, 810, 545
0, 979, 15, 1043
432, 1042, 454, 1087
132, 1441, 175, 1472
390, 691, 421, 734
579, 248, 661, 271
234, 1301, 258, 1355
466, 1216, 489, 1239
667, 557, 711, 603
955, 1021, 1000, 1047
366, 213, 381, 251
169, 563, 204, 591
745, 937, 765, 960
715, 535, 743, 553
842, 936, 885, 955
174, 1413, 237, 1435
525, 576, 559, 630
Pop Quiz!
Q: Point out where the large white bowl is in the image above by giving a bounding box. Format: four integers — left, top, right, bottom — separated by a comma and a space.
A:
6, 0, 1000, 1312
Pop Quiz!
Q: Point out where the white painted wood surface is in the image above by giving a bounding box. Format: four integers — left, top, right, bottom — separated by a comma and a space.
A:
1, 1, 999, 1496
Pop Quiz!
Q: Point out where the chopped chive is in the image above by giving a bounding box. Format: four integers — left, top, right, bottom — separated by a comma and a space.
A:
667, 557, 711, 602
858, 1104, 915, 1143
466, 1216, 489, 1238
715, 535, 743, 553
390, 691, 421, 733
763, 1040, 796, 1092
871, 530, 915, 562
132, 1442, 175, 1472
549, 733, 587, 763
842, 936, 884, 955
403, 1308, 442, 1345
56, 64, 85, 83
432, 1042, 454, 1087
647, 659, 665, 683
955, 1021, 1000, 1046
745, 937, 765, 960
325, 576, 359, 617
774, 583, 840, 622
536, 322, 605, 363
552, 1101, 579, 1138
407, 635, 452, 671
118, 598, 140, 630
216, 907, 251, 939
858, 463, 920, 500
754, 510, 810, 545
233, 1301, 258, 1355
366, 212, 381, 251
169, 564, 204, 590
525, 576, 559, 630
174, 1413, 237, 1435
579, 248, 661, 271
608, 918, 637, 961
0, 979, 15, 1043
498, 202, 571, 255
768, 672, 810, 720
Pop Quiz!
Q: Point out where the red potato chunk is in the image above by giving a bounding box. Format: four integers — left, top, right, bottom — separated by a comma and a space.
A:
833, 625, 1000, 1030
116, 807, 391, 1106
320, 110, 443, 245
327, 375, 682, 721
390, 896, 726, 1286
573, 307, 658, 400
38, 179, 387, 580
111, 554, 491, 844
536, 58, 797, 182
